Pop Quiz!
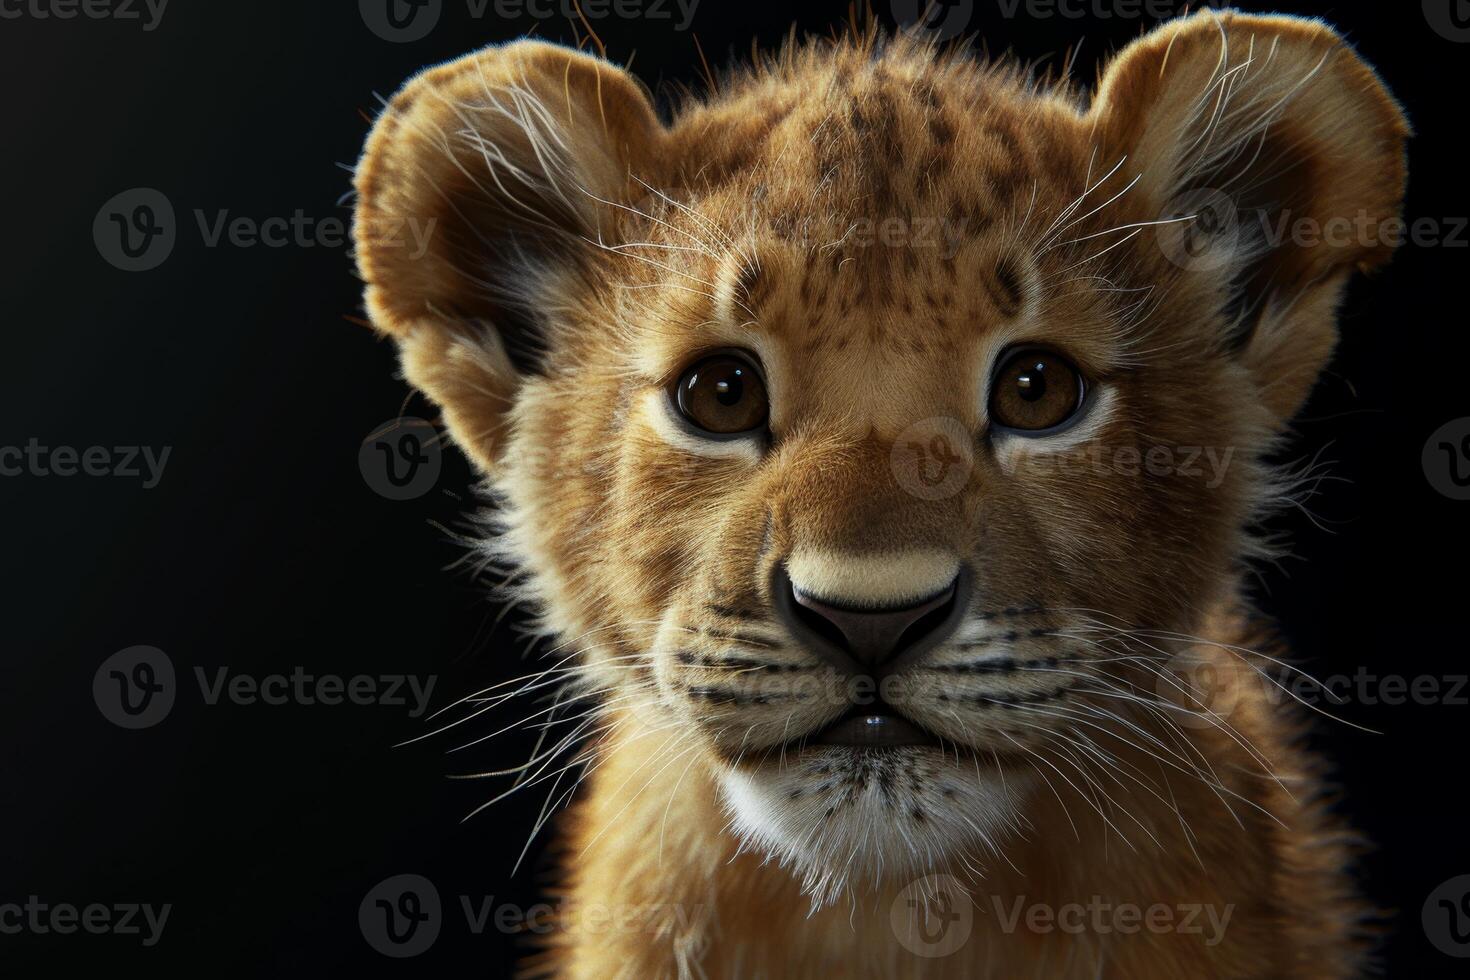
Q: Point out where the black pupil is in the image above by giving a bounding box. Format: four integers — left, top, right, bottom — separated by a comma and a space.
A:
713, 368, 744, 407
1016, 361, 1047, 402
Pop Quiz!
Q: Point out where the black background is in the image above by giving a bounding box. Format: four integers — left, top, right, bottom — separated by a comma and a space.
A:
2, 0, 1467, 974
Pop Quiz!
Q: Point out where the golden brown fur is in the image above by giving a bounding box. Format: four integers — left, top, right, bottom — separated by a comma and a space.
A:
352, 10, 1408, 977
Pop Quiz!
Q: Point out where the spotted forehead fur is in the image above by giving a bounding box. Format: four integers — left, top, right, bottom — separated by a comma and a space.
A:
618, 39, 1114, 352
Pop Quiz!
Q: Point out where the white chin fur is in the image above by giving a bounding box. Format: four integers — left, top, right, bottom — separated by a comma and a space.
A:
719, 748, 1028, 909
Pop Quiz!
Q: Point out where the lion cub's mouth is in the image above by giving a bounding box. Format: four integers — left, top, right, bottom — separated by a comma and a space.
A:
810, 701, 942, 749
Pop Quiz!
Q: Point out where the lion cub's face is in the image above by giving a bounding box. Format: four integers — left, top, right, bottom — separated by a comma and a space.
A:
573, 163, 1254, 900
355, 17, 1405, 901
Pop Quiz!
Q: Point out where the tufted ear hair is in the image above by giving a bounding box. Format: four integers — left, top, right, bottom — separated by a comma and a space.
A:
353, 41, 669, 471
1089, 11, 1409, 423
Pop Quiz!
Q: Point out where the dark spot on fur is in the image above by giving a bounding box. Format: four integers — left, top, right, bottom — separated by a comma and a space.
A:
987, 256, 1026, 317
734, 260, 767, 309
707, 603, 764, 622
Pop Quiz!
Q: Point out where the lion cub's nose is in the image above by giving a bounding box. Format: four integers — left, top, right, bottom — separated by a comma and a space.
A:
773, 553, 965, 671
792, 585, 958, 669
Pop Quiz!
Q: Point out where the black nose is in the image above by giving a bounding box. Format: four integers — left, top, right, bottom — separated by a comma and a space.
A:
774, 567, 965, 671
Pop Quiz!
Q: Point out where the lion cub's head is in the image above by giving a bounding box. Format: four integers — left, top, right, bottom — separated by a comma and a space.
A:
354, 12, 1405, 903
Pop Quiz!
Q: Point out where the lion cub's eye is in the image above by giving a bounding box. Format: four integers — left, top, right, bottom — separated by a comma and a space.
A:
672, 352, 769, 435
989, 347, 1086, 434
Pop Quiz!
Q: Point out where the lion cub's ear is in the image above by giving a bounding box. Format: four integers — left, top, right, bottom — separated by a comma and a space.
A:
1089, 11, 1409, 422
353, 41, 668, 471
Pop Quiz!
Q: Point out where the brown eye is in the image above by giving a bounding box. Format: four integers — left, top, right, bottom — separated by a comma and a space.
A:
673, 353, 769, 435
989, 348, 1085, 434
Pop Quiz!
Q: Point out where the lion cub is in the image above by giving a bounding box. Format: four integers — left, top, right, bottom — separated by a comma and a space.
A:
353, 11, 1406, 977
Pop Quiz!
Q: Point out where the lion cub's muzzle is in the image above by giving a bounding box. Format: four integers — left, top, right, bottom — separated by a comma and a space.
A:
766, 560, 971, 748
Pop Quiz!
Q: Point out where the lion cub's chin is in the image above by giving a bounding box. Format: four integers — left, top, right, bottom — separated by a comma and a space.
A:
718, 746, 1030, 908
